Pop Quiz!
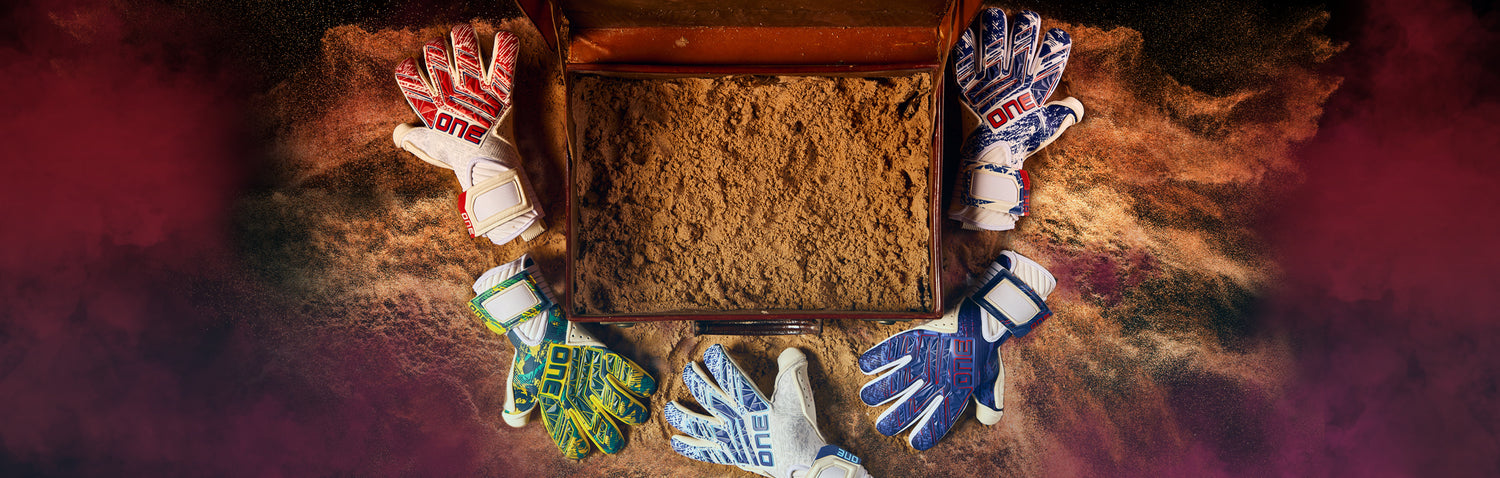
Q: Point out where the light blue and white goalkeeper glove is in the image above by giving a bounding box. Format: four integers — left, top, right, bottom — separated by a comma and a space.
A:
666, 345, 872, 478
859, 251, 1057, 450
949, 9, 1083, 231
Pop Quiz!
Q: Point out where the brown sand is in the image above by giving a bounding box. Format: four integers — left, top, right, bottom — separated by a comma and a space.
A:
570, 74, 934, 315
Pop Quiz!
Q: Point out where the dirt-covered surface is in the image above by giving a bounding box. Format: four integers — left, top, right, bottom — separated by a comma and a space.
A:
570, 74, 934, 315
14, 0, 1500, 475
217, 11, 1345, 475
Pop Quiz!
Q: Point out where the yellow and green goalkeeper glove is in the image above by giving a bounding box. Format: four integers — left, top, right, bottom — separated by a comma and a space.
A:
469, 255, 656, 459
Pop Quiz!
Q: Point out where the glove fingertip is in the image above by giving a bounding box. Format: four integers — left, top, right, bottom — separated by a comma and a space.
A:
980, 7, 1007, 34
1047, 27, 1072, 44
501, 409, 531, 428
662, 401, 686, 426
857, 354, 882, 375
975, 402, 1004, 426
392, 123, 416, 148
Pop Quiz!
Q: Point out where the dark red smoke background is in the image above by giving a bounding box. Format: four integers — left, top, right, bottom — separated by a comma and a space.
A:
1, 0, 1495, 476
1265, 0, 1500, 474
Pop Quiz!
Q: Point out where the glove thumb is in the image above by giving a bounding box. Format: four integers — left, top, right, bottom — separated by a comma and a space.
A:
392, 123, 469, 172
770, 348, 824, 443
1016, 96, 1085, 163
974, 352, 1006, 425
1048, 96, 1085, 127
502, 359, 538, 427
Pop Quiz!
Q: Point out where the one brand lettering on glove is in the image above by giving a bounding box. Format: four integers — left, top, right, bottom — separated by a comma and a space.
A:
433, 112, 486, 145
752, 413, 774, 467
984, 92, 1038, 128
541, 346, 572, 398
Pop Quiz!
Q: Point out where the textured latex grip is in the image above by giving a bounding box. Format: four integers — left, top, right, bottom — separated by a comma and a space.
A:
468, 271, 553, 334
458, 167, 531, 238
971, 267, 1051, 337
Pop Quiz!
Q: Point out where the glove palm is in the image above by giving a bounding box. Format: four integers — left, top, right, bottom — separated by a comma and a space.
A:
859, 251, 1056, 450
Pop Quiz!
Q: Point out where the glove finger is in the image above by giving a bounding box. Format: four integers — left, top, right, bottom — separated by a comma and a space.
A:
1007, 11, 1042, 81
670, 435, 734, 466
540, 398, 591, 459
394, 58, 440, 126
603, 352, 657, 397
484, 31, 520, 109
1029, 27, 1072, 103
448, 24, 500, 122
575, 404, 628, 455
977, 8, 1009, 82
906, 394, 967, 451
858, 328, 922, 374
597, 374, 651, 426
682, 361, 739, 419
663, 401, 723, 443
704, 344, 771, 412
872, 378, 939, 437
858, 356, 919, 406
422, 38, 490, 127
422, 39, 458, 108
952, 28, 979, 97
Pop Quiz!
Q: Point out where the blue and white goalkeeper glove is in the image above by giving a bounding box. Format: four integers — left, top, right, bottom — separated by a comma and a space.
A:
949, 9, 1083, 231
859, 251, 1057, 450
666, 345, 872, 478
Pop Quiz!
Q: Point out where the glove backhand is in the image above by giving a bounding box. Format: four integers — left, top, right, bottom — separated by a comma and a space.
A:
948, 9, 1083, 231
470, 256, 655, 459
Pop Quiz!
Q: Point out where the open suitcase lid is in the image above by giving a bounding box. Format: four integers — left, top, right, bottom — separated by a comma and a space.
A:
517, 0, 982, 66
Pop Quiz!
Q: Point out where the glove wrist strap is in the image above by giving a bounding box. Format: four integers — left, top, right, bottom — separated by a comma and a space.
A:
469, 268, 555, 336
972, 252, 1054, 340
955, 162, 1031, 217
458, 167, 535, 239
797, 445, 870, 478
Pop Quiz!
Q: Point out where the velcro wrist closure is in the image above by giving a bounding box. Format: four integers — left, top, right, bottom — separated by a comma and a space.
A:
956, 162, 1031, 217
468, 269, 555, 335
805, 445, 870, 478
458, 168, 533, 238
971, 262, 1052, 338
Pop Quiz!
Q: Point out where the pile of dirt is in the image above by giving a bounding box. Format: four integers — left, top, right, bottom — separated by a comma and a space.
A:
570, 74, 935, 315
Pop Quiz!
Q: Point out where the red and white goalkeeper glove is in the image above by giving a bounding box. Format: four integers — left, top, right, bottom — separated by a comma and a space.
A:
392, 24, 544, 244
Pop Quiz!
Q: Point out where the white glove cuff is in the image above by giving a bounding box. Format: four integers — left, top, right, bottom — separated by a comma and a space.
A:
469, 255, 556, 338
974, 250, 1057, 341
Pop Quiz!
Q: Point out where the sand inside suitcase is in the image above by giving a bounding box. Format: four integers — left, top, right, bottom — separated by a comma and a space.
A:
571, 73, 934, 315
